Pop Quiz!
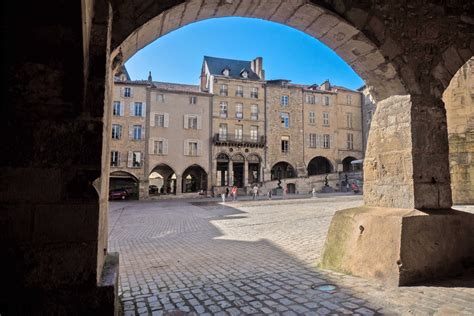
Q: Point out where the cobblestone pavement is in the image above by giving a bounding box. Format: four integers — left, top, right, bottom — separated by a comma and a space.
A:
109, 197, 474, 315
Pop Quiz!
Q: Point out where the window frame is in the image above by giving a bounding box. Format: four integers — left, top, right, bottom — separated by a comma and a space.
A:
133, 125, 142, 140
281, 95, 289, 106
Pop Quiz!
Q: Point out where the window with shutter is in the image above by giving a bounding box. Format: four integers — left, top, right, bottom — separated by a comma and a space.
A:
142, 102, 146, 117
197, 115, 202, 130
163, 139, 169, 155
164, 113, 169, 127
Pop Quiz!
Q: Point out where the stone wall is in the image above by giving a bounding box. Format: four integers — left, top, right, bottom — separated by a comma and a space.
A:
265, 82, 306, 177
443, 58, 474, 204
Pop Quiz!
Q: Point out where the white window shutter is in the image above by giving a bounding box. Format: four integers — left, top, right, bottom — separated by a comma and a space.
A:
142, 102, 146, 117
142, 126, 146, 139
130, 88, 134, 97
197, 140, 202, 156
316, 134, 321, 148
129, 125, 133, 140
197, 115, 202, 130
127, 151, 133, 167
164, 113, 169, 128
150, 112, 155, 127
183, 140, 188, 156
120, 87, 124, 97
119, 102, 124, 116
330, 135, 334, 148
117, 152, 121, 166
130, 103, 134, 116
184, 115, 188, 129
148, 138, 154, 154
163, 139, 168, 155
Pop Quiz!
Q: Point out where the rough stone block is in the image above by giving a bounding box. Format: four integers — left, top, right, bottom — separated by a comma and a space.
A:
320, 206, 474, 286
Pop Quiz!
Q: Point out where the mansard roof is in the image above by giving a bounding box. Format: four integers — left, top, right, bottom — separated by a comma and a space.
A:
204, 56, 261, 80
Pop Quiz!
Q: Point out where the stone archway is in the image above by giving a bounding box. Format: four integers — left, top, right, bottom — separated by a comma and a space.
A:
271, 161, 296, 180
150, 164, 177, 194
307, 156, 333, 175
231, 153, 245, 188
4, 0, 474, 313
342, 156, 357, 172
110, 170, 139, 199
182, 164, 208, 193
247, 154, 262, 184
443, 57, 474, 204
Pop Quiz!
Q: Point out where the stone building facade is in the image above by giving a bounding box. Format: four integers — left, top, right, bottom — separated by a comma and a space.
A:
110, 56, 364, 198
110, 73, 211, 199
200, 56, 266, 193
265, 79, 363, 193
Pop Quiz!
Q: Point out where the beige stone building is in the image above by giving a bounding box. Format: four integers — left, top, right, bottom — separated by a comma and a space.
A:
265, 79, 363, 193
110, 71, 211, 198
200, 56, 266, 192
147, 81, 211, 196
109, 72, 148, 198
110, 56, 364, 198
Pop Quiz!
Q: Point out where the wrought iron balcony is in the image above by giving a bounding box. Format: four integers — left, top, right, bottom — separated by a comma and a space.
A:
213, 133, 265, 147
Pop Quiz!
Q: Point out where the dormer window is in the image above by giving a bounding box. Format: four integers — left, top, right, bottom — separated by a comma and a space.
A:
222, 68, 230, 76
241, 69, 248, 78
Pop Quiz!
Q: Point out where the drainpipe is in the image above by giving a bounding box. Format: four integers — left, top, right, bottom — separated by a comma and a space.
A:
302, 87, 306, 178
263, 82, 267, 183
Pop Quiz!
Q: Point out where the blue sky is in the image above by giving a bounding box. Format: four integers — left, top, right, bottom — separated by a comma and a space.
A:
125, 17, 364, 90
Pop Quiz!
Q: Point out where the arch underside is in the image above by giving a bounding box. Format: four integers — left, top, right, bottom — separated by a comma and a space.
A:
112, 0, 409, 102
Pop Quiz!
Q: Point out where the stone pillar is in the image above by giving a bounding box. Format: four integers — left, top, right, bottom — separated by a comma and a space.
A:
175, 174, 182, 195
363, 95, 452, 209
228, 160, 233, 186
139, 178, 149, 200
0, 0, 118, 313
244, 160, 249, 186
321, 95, 474, 286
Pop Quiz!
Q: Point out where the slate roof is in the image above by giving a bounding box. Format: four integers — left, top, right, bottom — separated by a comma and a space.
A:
204, 56, 261, 80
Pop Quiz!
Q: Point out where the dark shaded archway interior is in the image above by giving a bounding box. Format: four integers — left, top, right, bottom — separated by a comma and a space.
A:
342, 156, 357, 172
308, 156, 333, 175
271, 161, 296, 180
182, 164, 208, 193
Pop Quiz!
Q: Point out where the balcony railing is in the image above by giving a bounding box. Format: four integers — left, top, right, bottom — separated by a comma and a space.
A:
213, 133, 265, 147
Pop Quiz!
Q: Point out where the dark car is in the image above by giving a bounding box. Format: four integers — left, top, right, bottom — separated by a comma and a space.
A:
109, 188, 129, 200
149, 185, 159, 194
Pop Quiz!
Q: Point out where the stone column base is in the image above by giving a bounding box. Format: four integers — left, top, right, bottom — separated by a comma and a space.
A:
320, 207, 474, 286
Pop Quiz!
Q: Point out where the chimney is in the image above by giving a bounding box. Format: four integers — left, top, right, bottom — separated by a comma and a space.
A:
251, 57, 264, 80
148, 71, 152, 82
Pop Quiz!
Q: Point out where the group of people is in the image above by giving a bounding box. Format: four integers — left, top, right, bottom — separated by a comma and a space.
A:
217, 184, 275, 202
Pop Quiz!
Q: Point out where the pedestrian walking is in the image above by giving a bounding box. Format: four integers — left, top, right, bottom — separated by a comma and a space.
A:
252, 185, 259, 200
231, 186, 237, 201
312, 187, 316, 198
221, 192, 226, 203
267, 190, 272, 200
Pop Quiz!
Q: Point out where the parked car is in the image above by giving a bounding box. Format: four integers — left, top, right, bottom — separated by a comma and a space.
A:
149, 185, 159, 194
109, 188, 129, 200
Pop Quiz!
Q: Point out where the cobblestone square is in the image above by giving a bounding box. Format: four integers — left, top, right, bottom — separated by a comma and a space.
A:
109, 197, 474, 315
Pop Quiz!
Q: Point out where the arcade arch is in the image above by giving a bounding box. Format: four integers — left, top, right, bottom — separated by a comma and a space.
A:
149, 164, 177, 195
307, 156, 333, 176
